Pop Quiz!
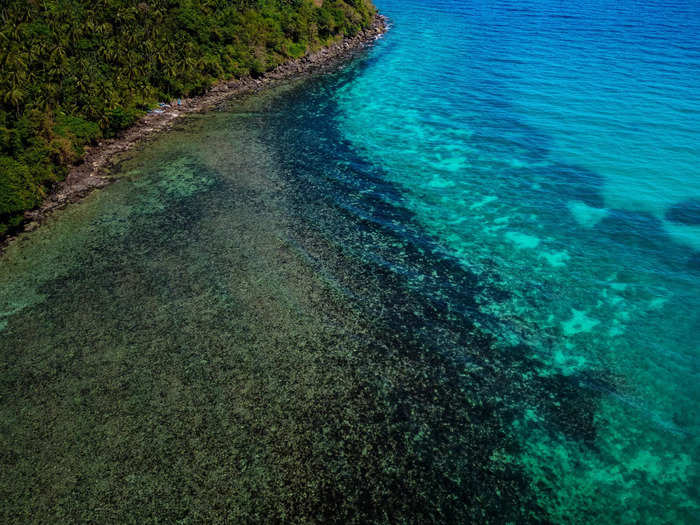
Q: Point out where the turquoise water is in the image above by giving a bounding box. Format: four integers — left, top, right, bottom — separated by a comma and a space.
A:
335, 0, 700, 519
1, 0, 699, 522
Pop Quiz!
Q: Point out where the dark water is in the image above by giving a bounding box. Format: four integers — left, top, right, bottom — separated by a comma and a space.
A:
1, 0, 699, 522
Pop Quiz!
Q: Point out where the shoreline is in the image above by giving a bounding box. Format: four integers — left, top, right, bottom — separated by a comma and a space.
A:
1, 14, 388, 253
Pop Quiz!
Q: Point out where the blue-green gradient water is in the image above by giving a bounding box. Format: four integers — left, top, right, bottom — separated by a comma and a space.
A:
338, 0, 700, 520
1, 0, 699, 522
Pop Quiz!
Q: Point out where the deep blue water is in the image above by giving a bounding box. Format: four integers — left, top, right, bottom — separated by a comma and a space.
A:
1, 0, 698, 521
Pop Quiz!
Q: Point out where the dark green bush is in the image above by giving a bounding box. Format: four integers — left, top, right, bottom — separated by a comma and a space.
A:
54, 115, 101, 144
0, 156, 36, 217
104, 107, 143, 137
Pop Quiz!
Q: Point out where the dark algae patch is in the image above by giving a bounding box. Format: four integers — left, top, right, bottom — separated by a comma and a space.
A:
666, 198, 700, 226
0, 64, 615, 522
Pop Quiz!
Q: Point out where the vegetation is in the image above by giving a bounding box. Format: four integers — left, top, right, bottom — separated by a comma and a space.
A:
0, 0, 376, 234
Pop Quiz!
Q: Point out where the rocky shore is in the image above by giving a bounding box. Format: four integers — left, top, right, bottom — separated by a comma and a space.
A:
1, 14, 388, 252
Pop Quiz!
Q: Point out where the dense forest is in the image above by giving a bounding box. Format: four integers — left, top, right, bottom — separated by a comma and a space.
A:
0, 0, 376, 235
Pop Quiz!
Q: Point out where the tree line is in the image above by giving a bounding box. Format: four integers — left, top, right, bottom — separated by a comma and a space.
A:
0, 0, 375, 234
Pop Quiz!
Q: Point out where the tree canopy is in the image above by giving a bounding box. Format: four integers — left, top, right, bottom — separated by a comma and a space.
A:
0, 0, 376, 234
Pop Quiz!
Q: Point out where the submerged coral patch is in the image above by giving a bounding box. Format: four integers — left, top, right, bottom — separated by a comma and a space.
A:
666, 198, 700, 226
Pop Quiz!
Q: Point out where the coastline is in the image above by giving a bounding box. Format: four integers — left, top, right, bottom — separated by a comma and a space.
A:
0, 14, 388, 253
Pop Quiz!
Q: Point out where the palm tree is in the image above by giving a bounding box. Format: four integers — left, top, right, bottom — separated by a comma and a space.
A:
4, 87, 25, 116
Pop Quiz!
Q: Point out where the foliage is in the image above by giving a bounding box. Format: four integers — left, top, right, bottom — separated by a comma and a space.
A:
0, 0, 376, 232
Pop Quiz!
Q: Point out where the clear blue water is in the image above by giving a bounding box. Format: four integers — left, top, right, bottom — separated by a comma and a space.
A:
336, 0, 700, 520
1, 0, 698, 522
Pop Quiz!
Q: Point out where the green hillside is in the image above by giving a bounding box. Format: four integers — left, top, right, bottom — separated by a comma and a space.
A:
0, 0, 376, 235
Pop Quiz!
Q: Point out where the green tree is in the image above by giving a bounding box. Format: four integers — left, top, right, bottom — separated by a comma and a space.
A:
0, 0, 377, 233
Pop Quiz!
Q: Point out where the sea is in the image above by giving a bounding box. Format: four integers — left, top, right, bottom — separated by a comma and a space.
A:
0, 0, 697, 522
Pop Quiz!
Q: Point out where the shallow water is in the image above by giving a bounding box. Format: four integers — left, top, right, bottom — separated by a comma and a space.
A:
1, 0, 699, 522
